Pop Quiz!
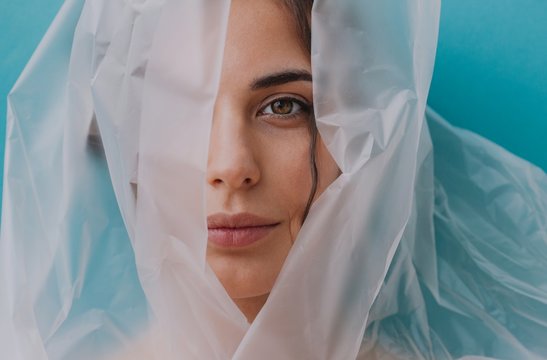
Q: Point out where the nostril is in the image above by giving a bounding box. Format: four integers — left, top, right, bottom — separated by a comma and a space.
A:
207, 161, 260, 188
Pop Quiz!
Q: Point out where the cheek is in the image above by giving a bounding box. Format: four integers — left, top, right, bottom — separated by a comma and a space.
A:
259, 129, 313, 218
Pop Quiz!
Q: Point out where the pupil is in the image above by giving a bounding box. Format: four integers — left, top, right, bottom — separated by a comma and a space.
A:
273, 100, 292, 114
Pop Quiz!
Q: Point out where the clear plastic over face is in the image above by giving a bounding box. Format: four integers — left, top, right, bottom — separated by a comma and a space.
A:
1, 0, 441, 358
93, 0, 439, 356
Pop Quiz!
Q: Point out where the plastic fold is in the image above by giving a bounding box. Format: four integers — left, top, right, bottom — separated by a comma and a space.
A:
1, 0, 546, 359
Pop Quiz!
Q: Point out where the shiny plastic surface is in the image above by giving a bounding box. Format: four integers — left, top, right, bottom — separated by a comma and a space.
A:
1, 0, 546, 359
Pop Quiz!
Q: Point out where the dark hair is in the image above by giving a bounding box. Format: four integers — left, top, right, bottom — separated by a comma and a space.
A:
282, 0, 317, 223
282, 0, 313, 53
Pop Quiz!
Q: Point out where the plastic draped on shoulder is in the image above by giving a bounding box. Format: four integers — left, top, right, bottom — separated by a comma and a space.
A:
2, 0, 547, 359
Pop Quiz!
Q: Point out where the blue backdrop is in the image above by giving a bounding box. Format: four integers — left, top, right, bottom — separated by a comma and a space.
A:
429, 0, 547, 172
1, 0, 546, 208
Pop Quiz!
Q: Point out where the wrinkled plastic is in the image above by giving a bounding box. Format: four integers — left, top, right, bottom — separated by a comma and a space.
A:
1, 0, 546, 359
361, 108, 547, 359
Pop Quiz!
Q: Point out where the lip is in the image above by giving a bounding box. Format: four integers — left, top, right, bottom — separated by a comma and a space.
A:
207, 213, 280, 248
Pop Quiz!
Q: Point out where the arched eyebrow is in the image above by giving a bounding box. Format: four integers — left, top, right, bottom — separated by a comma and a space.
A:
251, 69, 312, 90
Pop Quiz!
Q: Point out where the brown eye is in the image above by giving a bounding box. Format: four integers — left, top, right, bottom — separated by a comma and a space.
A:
261, 97, 305, 117
271, 99, 294, 115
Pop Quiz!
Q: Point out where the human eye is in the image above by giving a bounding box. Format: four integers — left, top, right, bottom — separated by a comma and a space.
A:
258, 96, 311, 120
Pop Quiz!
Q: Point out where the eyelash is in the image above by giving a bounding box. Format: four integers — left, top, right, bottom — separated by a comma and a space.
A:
257, 96, 311, 120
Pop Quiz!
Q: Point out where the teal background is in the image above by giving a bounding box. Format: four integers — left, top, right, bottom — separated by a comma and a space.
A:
1, 0, 547, 208
429, 0, 547, 172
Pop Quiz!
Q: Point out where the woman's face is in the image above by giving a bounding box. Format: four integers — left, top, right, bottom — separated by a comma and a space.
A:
206, 0, 338, 321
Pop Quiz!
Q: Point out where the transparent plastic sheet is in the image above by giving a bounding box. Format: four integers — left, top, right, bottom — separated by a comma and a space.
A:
361, 108, 547, 360
2, 0, 547, 360
425, 109, 547, 359
0, 0, 149, 359
92, 0, 440, 357
94, 0, 441, 356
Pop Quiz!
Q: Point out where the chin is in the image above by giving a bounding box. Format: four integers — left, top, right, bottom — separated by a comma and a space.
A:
207, 252, 280, 299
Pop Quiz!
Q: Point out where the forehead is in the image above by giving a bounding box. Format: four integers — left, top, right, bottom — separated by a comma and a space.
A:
221, 0, 310, 85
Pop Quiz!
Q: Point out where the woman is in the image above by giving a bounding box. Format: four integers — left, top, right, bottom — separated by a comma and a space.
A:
2, 0, 546, 359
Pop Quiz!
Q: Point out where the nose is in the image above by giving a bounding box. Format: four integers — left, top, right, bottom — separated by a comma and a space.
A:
207, 107, 261, 191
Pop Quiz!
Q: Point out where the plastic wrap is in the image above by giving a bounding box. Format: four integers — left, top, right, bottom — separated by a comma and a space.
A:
1, 0, 546, 359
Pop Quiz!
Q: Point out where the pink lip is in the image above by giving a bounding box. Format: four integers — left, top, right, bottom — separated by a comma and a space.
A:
207, 213, 280, 248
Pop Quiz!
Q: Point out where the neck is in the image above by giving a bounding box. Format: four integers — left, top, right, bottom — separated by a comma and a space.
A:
233, 293, 269, 323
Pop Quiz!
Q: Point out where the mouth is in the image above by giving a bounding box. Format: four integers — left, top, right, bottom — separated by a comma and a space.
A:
207, 213, 280, 248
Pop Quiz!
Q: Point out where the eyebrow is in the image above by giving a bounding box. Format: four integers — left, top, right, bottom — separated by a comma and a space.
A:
251, 69, 312, 90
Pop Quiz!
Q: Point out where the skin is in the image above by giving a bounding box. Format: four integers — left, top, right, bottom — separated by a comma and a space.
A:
206, 0, 340, 323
